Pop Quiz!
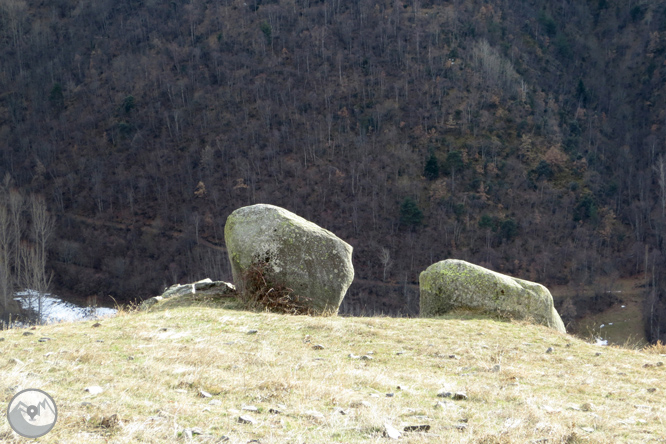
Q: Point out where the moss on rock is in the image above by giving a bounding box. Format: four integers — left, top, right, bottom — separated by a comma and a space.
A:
420, 259, 566, 333
224, 204, 354, 315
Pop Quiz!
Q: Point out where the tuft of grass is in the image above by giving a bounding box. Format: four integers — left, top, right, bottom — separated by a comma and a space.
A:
643, 340, 666, 355
0, 296, 665, 443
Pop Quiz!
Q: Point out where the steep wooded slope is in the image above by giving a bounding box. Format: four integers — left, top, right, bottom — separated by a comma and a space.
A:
1, 0, 666, 339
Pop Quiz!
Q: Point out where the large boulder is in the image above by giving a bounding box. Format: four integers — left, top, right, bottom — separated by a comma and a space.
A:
224, 204, 354, 314
420, 259, 566, 333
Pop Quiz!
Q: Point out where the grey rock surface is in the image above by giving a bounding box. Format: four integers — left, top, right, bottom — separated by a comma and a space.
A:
420, 259, 566, 333
224, 204, 354, 314
140, 279, 236, 310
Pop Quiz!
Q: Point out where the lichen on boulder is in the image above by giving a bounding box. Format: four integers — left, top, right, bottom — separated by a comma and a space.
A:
224, 204, 354, 315
420, 259, 566, 333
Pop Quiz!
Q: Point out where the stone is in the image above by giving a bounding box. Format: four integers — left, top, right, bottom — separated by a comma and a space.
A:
224, 204, 354, 314
304, 410, 325, 422
419, 259, 566, 333
350, 400, 372, 408
162, 284, 193, 299
546, 347, 554, 354
85, 386, 104, 395
452, 392, 468, 401
140, 279, 236, 310
140, 296, 163, 308
404, 425, 431, 432
238, 415, 257, 425
100, 414, 120, 429
384, 423, 402, 439
193, 278, 215, 291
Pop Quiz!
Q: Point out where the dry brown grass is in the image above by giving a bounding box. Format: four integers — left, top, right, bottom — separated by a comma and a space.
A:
1, 296, 665, 443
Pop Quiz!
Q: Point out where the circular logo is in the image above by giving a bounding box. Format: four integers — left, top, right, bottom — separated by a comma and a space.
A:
7, 389, 57, 438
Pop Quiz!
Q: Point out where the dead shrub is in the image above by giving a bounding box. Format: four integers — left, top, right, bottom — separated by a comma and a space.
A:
241, 262, 313, 315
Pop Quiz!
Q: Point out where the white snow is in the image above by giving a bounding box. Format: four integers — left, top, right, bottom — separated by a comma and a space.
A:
594, 337, 608, 346
14, 290, 117, 324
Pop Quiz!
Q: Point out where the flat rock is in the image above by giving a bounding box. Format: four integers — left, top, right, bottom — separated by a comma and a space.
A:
238, 415, 257, 425
140, 280, 236, 310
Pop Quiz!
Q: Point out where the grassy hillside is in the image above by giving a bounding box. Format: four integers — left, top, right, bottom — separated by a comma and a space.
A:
1, 296, 665, 443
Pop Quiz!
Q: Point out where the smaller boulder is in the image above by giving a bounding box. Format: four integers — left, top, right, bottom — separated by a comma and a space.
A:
420, 259, 565, 333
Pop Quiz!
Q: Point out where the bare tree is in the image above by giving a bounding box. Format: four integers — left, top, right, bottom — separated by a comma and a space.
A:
0, 203, 11, 316
30, 194, 54, 294
16, 195, 54, 321
9, 189, 23, 283
654, 156, 666, 220
379, 247, 392, 282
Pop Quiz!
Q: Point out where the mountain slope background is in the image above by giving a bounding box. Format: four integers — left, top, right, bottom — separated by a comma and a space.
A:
2, 0, 666, 341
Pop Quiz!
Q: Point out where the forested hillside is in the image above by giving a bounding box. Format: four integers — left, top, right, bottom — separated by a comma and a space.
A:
2, 0, 666, 341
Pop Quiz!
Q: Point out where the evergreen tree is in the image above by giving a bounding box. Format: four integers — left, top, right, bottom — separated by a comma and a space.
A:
400, 198, 423, 228
424, 152, 439, 181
